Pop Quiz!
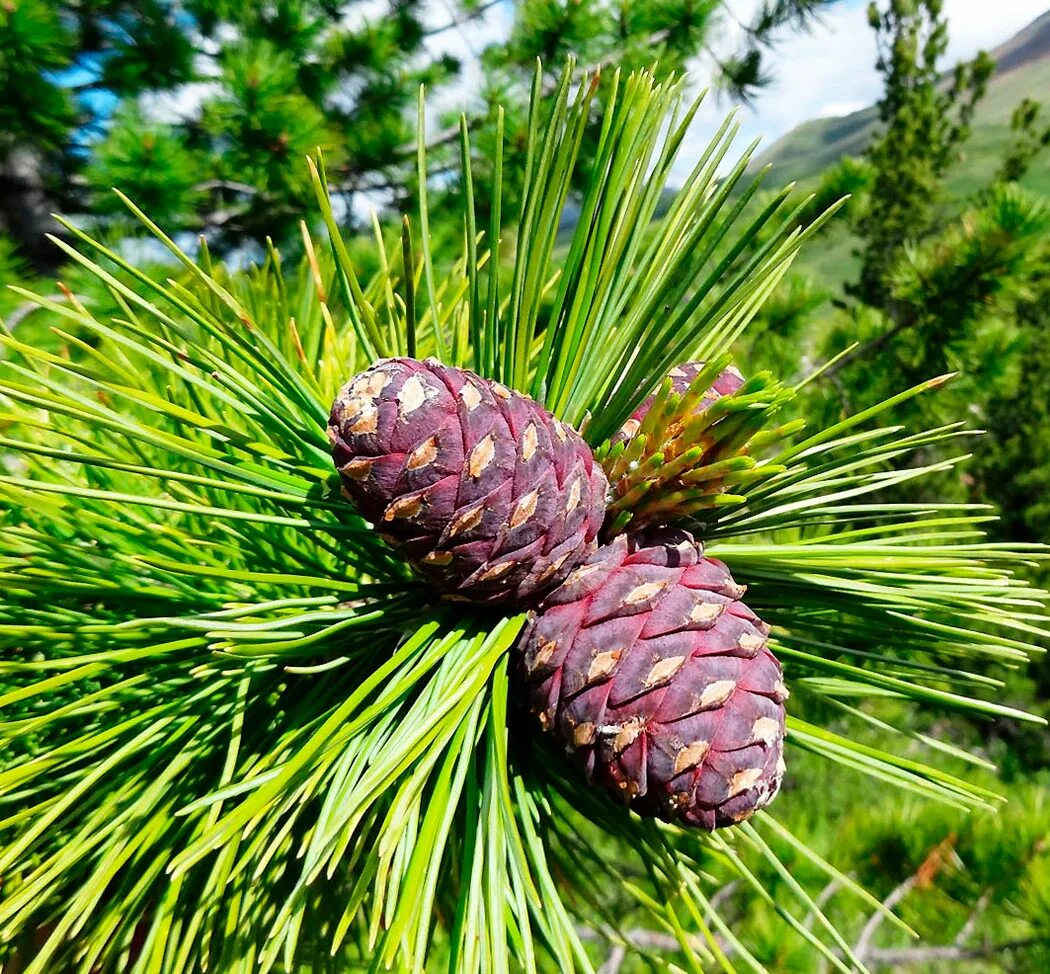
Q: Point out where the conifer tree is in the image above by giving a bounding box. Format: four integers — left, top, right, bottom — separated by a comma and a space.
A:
849, 0, 993, 308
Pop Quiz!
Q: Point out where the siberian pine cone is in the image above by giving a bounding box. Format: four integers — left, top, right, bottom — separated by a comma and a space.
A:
328, 358, 608, 605
518, 528, 787, 829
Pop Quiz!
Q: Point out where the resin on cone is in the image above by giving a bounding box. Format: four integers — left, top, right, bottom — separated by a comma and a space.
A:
518, 529, 786, 829
613, 361, 745, 444
329, 358, 608, 605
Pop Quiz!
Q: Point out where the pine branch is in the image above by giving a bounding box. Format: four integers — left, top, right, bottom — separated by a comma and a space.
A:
819, 311, 914, 380
423, 0, 503, 38
194, 179, 260, 195
853, 876, 916, 962
578, 925, 710, 957
953, 889, 992, 947
1, 294, 67, 331
805, 878, 845, 932
597, 944, 627, 974
1, 59, 1046, 974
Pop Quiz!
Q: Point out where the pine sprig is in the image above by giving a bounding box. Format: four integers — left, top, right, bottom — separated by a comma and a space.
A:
0, 60, 1046, 973
597, 356, 801, 534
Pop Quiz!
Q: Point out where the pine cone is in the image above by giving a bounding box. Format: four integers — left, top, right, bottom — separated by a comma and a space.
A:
614, 361, 745, 444
329, 358, 609, 605
518, 529, 786, 829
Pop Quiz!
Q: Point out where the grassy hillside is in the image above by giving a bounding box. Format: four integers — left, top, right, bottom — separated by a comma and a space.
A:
755, 9, 1050, 201
757, 10, 1050, 298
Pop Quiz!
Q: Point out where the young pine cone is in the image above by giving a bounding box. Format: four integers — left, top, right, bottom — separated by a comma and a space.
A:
614, 361, 745, 444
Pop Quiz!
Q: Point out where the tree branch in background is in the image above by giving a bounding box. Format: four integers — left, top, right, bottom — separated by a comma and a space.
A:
804, 878, 844, 932
853, 875, 916, 963
953, 889, 992, 947
1, 295, 67, 332
867, 938, 1044, 966
818, 312, 913, 380
577, 925, 709, 955
581, 922, 1048, 970
581, 881, 741, 969
596, 943, 626, 974
194, 179, 260, 196
424, 0, 504, 38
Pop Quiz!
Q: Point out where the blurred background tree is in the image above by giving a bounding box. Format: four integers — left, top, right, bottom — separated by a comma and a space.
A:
0, 0, 838, 269
849, 0, 994, 308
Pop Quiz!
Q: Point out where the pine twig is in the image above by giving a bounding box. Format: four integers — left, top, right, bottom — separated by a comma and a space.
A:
853, 876, 916, 962
709, 880, 740, 912
818, 304, 919, 379
597, 944, 627, 974
804, 878, 844, 932
577, 924, 711, 955
2, 294, 67, 332
953, 889, 992, 947
194, 179, 260, 195
423, 0, 503, 38
820, 314, 913, 380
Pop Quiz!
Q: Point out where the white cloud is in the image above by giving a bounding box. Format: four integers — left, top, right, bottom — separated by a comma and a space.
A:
816, 100, 869, 118
941, 0, 1048, 59
140, 81, 221, 124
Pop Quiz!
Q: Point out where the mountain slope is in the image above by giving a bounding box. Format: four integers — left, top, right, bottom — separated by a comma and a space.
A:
755, 9, 1050, 186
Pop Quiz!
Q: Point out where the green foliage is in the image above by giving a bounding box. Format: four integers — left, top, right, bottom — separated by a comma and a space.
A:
501, 0, 720, 76
0, 234, 29, 285
0, 235, 35, 328
757, 2, 1050, 572
800, 155, 875, 229
85, 108, 204, 222
737, 274, 828, 379
711, 14, 1050, 957
0, 0, 842, 267
816, 182, 1050, 522
806, 183, 1050, 517
885, 184, 1047, 388
997, 96, 1050, 185
0, 0, 75, 151
0, 63, 1047, 973
972, 260, 1050, 549
753, 751, 1050, 972
199, 40, 344, 237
